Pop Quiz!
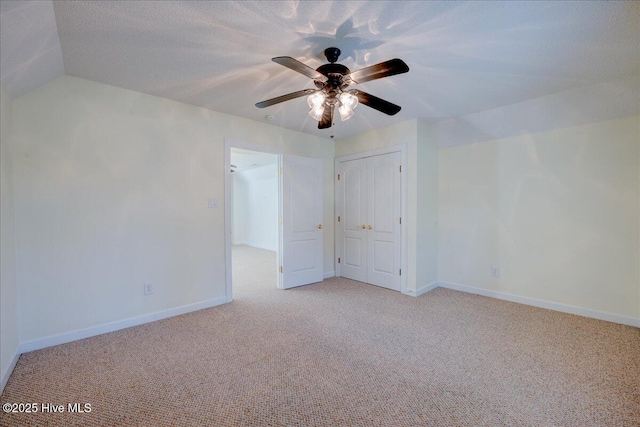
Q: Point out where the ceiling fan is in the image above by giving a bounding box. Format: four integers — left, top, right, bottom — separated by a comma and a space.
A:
256, 47, 409, 129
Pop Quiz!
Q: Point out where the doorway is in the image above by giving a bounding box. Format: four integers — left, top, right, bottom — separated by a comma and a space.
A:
230, 148, 279, 298
224, 138, 325, 301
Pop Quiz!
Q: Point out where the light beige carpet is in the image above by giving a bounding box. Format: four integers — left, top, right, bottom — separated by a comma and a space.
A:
1, 245, 638, 426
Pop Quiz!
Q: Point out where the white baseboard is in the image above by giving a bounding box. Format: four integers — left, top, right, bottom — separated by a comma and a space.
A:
438, 281, 640, 328
19, 296, 229, 354
412, 281, 439, 297
323, 271, 335, 279
1, 349, 21, 394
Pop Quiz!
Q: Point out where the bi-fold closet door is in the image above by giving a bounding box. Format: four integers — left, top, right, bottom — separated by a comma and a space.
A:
337, 151, 401, 291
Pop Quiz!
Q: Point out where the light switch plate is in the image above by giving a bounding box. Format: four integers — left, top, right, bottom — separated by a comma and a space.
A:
144, 283, 154, 295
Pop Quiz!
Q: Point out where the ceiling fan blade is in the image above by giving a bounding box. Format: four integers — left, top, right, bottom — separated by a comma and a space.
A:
318, 104, 334, 129
255, 89, 316, 108
354, 91, 402, 115
349, 58, 409, 84
272, 57, 328, 82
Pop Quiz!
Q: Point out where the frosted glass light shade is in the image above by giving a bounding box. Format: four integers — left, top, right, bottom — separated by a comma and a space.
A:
338, 91, 358, 121
338, 104, 355, 121
307, 92, 326, 108
339, 91, 358, 111
309, 105, 325, 121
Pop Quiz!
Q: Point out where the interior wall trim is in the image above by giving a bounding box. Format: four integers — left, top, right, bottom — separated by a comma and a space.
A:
18, 297, 228, 355
1, 296, 228, 394
1, 350, 21, 394
414, 281, 439, 297
438, 281, 640, 328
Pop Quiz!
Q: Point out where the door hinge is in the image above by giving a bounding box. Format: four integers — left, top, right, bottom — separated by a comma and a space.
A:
399, 269, 402, 276
280, 266, 283, 273
338, 215, 341, 222
337, 174, 340, 180
399, 165, 402, 173
338, 257, 341, 264
399, 217, 402, 225
279, 167, 283, 175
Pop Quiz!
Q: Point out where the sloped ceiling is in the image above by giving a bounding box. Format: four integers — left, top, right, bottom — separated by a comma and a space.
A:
0, 0, 64, 98
1, 1, 639, 140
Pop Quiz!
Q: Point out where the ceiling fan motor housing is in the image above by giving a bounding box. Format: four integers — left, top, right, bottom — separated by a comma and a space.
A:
315, 63, 352, 94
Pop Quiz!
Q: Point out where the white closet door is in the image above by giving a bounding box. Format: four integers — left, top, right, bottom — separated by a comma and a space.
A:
366, 152, 401, 291
338, 158, 367, 282
282, 154, 324, 289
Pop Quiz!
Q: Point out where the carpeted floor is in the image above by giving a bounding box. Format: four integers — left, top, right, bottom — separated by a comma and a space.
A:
1, 244, 639, 426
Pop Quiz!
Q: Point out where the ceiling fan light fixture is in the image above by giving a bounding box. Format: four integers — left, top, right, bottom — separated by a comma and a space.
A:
338, 104, 355, 121
339, 91, 358, 111
337, 91, 358, 121
309, 104, 325, 121
307, 91, 326, 109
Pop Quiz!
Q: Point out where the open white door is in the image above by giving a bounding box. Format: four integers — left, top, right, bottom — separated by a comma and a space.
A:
281, 154, 323, 289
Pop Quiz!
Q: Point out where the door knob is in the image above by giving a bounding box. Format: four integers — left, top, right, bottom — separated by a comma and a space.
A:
317, 224, 323, 229
368, 225, 372, 230
361, 225, 366, 229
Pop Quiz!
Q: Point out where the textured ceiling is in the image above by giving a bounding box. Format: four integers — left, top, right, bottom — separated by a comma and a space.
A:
0, 0, 64, 98
2, 1, 639, 140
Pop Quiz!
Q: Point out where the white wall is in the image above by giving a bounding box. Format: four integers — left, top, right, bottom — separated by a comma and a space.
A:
11, 75, 335, 344
232, 163, 278, 251
438, 115, 640, 320
416, 119, 439, 286
6, 71, 638, 369
1, 83, 19, 391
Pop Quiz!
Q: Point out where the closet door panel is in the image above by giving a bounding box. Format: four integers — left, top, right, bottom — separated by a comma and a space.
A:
339, 159, 367, 282
366, 152, 401, 291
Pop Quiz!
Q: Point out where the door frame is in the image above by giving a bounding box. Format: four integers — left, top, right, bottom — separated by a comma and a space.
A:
224, 138, 284, 302
334, 144, 408, 294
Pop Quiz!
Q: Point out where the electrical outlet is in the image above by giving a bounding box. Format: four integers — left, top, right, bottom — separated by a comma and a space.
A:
491, 267, 500, 277
208, 198, 219, 208
144, 283, 154, 295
